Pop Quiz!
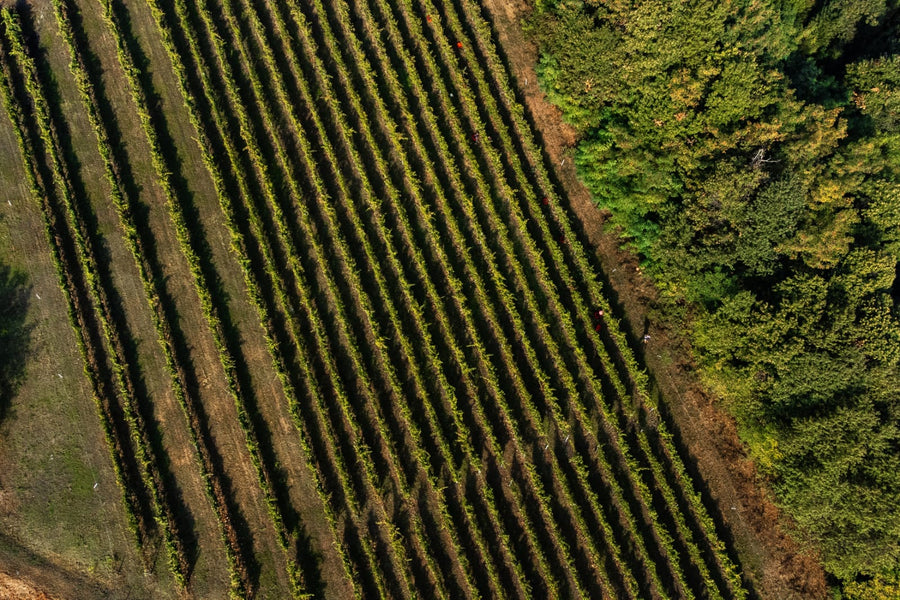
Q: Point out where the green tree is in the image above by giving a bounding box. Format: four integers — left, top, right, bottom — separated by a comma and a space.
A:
775, 399, 900, 578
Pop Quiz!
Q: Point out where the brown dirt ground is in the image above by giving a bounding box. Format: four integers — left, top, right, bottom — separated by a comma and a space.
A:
478, 0, 829, 598
0, 573, 56, 600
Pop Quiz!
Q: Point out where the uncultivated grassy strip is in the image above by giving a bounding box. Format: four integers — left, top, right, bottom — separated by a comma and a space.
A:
447, 5, 747, 594
362, 0, 664, 592
48, 0, 190, 585
141, 0, 412, 596
149, 0, 427, 594
98, 0, 255, 594
426, 1, 740, 596
0, 8, 150, 558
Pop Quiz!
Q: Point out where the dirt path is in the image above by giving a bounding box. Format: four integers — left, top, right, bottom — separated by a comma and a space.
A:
477, 1, 828, 598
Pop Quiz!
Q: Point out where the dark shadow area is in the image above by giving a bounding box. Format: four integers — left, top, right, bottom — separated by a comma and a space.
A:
0, 262, 33, 424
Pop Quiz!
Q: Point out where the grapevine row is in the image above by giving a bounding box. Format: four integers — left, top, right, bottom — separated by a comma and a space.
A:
238, 0, 543, 595
97, 0, 261, 593
302, 1, 596, 596
49, 0, 195, 585
216, 0, 519, 595
347, 0, 678, 596
299, 0, 640, 596
427, 0, 746, 595
154, 0, 443, 592
141, 0, 428, 593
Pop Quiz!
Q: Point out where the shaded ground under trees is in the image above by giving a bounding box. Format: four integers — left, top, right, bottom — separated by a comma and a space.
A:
0, 261, 31, 423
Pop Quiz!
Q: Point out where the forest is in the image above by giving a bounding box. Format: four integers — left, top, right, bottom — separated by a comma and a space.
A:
528, 0, 900, 596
